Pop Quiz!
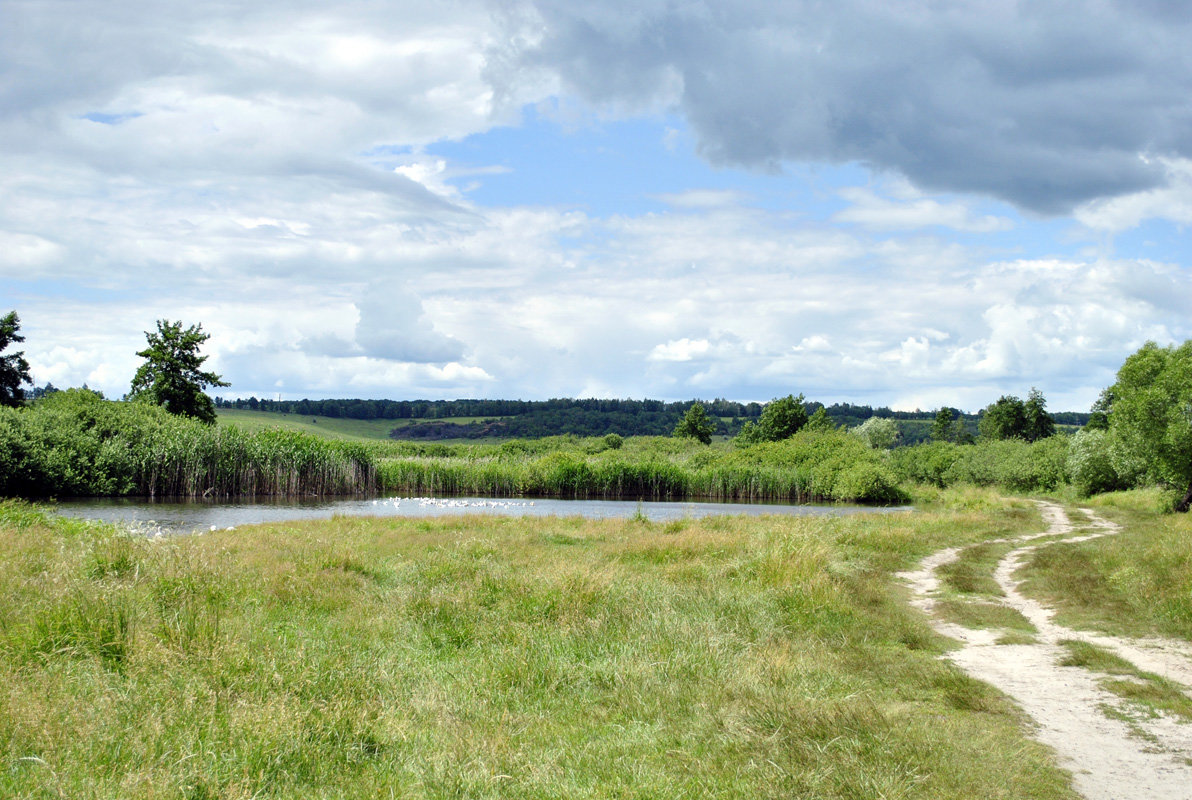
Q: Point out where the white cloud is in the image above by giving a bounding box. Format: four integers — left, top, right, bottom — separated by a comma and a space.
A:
793, 335, 832, 353
648, 338, 711, 362
834, 186, 1013, 233
651, 189, 750, 209
1075, 157, 1192, 233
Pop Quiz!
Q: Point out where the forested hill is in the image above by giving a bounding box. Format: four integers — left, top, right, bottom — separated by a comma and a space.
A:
214, 396, 1091, 442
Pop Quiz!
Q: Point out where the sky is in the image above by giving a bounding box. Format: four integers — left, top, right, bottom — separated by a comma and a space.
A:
4, 0, 1192, 413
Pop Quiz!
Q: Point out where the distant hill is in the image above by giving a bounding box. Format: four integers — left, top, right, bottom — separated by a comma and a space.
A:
217, 396, 1091, 444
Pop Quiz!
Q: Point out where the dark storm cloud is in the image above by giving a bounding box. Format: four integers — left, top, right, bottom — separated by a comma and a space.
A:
499, 0, 1192, 212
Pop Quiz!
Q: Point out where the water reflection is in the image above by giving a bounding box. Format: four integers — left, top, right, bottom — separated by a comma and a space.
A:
54, 494, 911, 535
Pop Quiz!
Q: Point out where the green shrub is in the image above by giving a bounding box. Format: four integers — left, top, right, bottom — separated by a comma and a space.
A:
892, 435, 1069, 494
1066, 429, 1123, 496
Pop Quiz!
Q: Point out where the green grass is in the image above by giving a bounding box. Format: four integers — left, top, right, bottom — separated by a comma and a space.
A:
935, 599, 1037, 633
372, 429, 908, 504
217, 409, 406, 442
1017, 495, 1192, 640
938, 541, 1011, 596
0, 496, 1080, 799
1059, 640, 1192, 722
216, 409, 514, 443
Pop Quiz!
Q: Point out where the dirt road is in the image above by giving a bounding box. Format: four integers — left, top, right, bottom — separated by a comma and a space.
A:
901, 502, 1192, 800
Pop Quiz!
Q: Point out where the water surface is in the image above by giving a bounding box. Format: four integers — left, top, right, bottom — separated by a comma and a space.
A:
54, 495, 910, 535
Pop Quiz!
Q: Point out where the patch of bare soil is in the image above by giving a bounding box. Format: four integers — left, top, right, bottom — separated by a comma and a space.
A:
901, 502, 1192, 800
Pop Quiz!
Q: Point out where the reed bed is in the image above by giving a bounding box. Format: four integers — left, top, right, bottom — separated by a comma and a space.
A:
373, 432, 906, 504
1, 392, 903, 503
0, 390, 375, 498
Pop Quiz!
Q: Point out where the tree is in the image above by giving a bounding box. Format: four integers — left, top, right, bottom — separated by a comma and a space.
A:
0, 310, 32, 408
977, 390, 1056, 442
129, 319, 228, 424
673, 402, 715, 444
978, 395, 1027, 441
735, 394, 809, 444
852, 416, 900, 449
1085, 388, 1112, 431
1104, 340, 1192, 511
805, 406, 834, 432
929, 408, 955, 442
1023, 387, 1056, 442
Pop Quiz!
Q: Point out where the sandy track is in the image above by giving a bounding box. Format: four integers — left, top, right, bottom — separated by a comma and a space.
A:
901, 502, 1192, 800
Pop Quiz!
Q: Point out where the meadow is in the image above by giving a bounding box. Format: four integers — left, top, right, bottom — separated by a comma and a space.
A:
215, 408, 499, 443
0, 490, 1090, 799
216, 408, 407, 442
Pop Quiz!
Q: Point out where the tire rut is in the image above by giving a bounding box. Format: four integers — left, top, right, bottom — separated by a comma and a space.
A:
901, 501, 1192, 800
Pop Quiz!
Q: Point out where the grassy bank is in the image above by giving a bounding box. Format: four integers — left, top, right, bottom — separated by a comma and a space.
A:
0, 493, 1081, 799
1017, 492, 1192, 640
1, 393, 905, 504
216, 408, 405, 442
373, 431, 907, 504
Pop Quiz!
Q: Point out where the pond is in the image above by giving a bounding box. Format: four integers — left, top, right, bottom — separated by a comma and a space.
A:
53, 494, 911, 535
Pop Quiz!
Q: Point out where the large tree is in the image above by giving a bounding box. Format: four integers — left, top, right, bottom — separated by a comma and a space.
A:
978, 395, 1027, 440
1023, 387, 1056, 442
129, 320, 228, 424
851, 416, 899, 449
673, 402, 715, 444
736, 394, 809, 444
1105, 340, 1192, 511
930, 408, 955, 442
978, 389, 1055, 442
0, 311, 32, 408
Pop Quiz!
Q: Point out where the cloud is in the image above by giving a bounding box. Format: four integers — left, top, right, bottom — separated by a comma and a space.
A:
1074, 157, 1192, 233
5, 0, 1191, 413
497, 0, 1192, 213
651, 189, 750, 209
648, 338, 711, 362
354, 283, 466, 363
834, 185, 1013, 232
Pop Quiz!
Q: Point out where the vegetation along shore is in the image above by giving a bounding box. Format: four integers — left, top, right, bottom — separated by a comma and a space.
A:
4, 318, 1192, 797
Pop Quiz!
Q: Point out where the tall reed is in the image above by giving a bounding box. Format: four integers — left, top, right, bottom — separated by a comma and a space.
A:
374, 430, 906, 504
0, 390, 375, 498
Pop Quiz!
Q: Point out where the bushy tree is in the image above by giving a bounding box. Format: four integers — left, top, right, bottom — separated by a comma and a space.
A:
929, 407, 973, 443
978, 395, 1027, 441
1104, 340, 1192, 511
979, 389, 1055, 442
805, 406, 834, 432
1085, 388, 1112, 431
673, 402, 715, 444
735, 394, 808, 444
0, 311, 32, 408
1023, 387, 1056, 441
852, 416, 900, 449
129, 320, 228, 424
1066, 429, 1121, 496
930, 408, 954, 442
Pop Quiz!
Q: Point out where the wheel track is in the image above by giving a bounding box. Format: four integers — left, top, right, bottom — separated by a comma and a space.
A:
901, 501, 1192, 800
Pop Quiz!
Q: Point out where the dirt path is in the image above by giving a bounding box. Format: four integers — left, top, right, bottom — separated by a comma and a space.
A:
901, 501, 1192, 800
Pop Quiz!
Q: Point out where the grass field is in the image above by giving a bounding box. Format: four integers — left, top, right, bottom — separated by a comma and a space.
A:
1018, 490, 1192, 640
0, 490, 1085, 799
216, 409, 498, 443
